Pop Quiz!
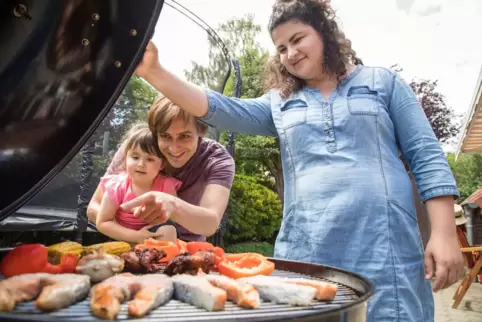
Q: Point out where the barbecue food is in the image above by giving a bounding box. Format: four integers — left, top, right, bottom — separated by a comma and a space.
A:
0, 244, 79, 277
90, 273, 173, 320
171, 274, 227, 311
47, 241, 84, 263
0, 273, 90, 312
270, 277, 339, 301
84, 241, 132, 257
237, 275, 316, 306
121, 248, 166, 274
127, 274, 174, 318
75, 248, 125, 283
164, 250, 216, 276
204, 274, 260, 309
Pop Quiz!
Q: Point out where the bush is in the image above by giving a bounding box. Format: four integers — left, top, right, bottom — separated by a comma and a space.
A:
224, 174, 282, 244
225, 242, 274, 257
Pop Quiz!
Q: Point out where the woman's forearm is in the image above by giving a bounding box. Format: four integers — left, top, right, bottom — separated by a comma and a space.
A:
425, 195, 458, 238
97, 221, 139, 244
170, 198, 220, 237
145, 67, 209, 117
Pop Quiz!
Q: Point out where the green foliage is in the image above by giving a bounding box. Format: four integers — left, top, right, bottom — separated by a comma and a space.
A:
224, 174, 282, 244
225, 242, 274, 257
447, 153, 482, 202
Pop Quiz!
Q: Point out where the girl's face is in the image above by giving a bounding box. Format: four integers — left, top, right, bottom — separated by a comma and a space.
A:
156, 117, 199, 168
272, 20, 324, 82
125, 146, 164, 183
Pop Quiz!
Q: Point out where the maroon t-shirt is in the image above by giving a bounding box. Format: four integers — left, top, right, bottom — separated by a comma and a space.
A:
105, 138, 235, 241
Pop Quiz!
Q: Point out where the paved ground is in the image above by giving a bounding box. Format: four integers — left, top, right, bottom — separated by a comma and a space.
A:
434, 280, 482, 321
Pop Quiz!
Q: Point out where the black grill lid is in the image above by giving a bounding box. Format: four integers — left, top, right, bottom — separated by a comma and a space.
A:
0, 0, 164, 220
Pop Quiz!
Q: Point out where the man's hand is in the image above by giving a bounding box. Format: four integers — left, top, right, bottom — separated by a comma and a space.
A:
120, 191, 175, 226
425, 231, 465, 292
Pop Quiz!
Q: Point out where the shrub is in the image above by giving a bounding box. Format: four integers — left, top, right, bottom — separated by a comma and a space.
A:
224, 174, 282, 244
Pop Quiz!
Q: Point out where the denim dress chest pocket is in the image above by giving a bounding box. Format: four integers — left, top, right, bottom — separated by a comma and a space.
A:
347, 86, 379, 116
280, 99, 308, 130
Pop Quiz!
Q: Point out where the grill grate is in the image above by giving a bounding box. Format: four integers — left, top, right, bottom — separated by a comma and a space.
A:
0, 269, 361, 321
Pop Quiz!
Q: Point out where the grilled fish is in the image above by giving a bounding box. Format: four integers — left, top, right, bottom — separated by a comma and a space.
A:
171, 274, 227, 311
204, 274, 260, 309
0, 273, 90, 312
90, 273, 173, 320
270, 277, 338, 301
237, 275, 316, 306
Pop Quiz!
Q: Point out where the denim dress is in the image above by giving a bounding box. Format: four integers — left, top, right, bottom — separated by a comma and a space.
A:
201, 65, 459, 322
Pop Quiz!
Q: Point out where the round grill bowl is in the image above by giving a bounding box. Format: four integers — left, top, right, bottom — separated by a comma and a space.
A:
0, 257, 375, 322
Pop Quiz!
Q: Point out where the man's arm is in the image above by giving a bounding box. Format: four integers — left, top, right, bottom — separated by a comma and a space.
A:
170, 184, 230, 236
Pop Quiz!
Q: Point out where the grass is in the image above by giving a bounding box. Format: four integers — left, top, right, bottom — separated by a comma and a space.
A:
225, 242, 274, 257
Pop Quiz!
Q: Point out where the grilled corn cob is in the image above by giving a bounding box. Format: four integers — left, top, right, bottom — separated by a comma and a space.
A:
84, 241, 131, 257
47, 241, 84, 264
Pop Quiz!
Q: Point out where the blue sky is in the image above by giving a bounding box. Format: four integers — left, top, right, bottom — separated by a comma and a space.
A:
151, 0, 482, 151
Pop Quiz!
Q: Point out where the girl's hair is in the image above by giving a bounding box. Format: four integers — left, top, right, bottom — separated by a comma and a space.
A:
264, 0, 363, 98
121, 122, 163, 159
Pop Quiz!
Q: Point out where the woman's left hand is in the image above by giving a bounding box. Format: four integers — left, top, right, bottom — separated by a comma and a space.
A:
424, 231, 465, 292
120, 191, 175, 226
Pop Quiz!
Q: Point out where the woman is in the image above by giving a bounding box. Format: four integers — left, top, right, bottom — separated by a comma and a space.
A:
130, 0, 464, 321
87, 95, 235, 242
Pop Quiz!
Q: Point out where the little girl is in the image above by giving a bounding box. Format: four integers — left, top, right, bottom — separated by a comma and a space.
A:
96, 123, 181, 244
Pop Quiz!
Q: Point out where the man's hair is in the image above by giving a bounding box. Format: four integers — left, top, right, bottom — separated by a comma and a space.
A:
148, 95, 208, 136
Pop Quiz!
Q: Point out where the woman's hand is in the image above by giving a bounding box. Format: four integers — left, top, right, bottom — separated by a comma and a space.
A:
424, 230, 465, 292
120, 191, 175, 226
135, 41, 162, 80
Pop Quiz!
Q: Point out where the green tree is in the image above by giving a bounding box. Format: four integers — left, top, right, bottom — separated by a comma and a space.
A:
185, 15, 284, 201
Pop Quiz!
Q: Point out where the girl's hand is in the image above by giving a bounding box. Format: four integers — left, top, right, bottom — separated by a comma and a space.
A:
120, 191, 175, 226
424, 231, 465, 292
135, 225, 164, 244
135, 41, 162, 80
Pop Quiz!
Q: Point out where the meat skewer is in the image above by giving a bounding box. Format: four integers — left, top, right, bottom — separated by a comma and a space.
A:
0, 273, 90, 312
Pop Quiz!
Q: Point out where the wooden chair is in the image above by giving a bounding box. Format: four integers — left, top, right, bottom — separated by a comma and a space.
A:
452, 226, 482, 309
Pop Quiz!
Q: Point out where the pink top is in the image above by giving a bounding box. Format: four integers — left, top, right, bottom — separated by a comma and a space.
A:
100, 172, 182, 230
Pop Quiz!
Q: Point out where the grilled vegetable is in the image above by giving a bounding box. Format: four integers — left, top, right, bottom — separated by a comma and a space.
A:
84, 241, 131, 257
0, 244, 79, 278
217, 253, 275, 279
47, 241, 84, 264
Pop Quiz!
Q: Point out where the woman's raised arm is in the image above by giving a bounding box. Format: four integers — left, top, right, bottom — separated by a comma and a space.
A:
136, 41, 277, 137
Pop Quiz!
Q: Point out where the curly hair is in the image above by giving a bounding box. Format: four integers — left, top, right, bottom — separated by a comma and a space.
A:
264, 0, 363, 98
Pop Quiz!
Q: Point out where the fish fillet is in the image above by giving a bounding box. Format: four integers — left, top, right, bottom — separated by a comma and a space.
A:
0, 273, 90, 312
270, 277, 338, 301
171, 274, 227, 311
127, 274, 174, 318
237, 275, 316, 306
90, 273, 173, 320
205, 274, 260, 309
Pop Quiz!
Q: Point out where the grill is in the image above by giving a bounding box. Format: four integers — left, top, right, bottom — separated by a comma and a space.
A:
0, 257, 375, 322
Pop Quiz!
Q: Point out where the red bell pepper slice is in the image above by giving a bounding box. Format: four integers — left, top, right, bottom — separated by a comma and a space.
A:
217, 252, 275, 279
186, 241, 214, 254
0, 244, 79, 278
